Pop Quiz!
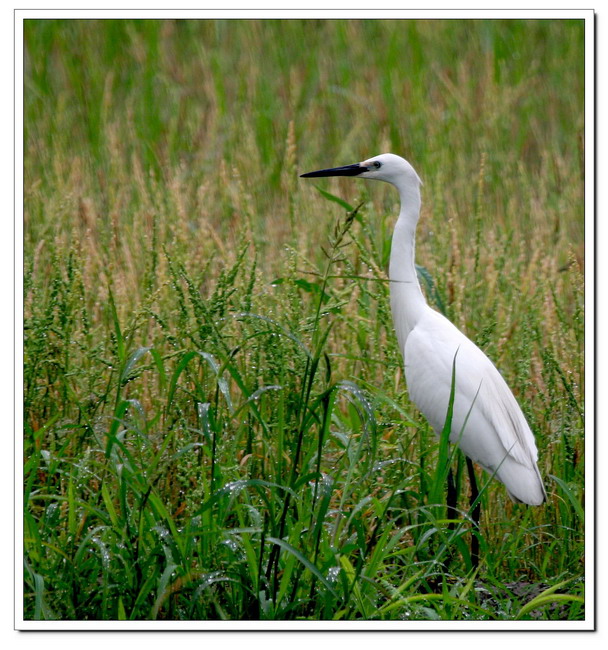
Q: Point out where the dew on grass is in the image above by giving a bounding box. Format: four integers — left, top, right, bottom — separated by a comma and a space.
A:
326, 566, 341, 584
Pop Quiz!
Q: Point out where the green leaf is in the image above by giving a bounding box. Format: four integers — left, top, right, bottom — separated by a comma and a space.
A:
516, 580, 584, 619
416, 264, 446, 315
430, 350, 458, 507
550, 474, 585, 522
108, 287, 125, 364
267, 537, 339, 599
314, 186, 354, 212
120, 346, 151, 385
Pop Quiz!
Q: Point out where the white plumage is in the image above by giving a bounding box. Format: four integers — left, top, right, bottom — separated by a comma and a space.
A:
301, 153, 546, 506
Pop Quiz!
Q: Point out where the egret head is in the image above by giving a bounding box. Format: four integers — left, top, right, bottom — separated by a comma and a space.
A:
300, 153, 422, 191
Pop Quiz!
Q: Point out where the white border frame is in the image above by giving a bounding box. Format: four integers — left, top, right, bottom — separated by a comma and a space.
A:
13, 7, 595, 633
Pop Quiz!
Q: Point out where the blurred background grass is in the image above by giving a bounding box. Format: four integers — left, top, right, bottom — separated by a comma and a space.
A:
23, 18, 585, 621
24, 19, 584, 264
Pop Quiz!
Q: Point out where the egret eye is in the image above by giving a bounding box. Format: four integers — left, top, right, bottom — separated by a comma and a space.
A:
373, 161, 382, 169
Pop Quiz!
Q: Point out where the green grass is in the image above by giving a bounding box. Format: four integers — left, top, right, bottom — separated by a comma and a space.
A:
23, 18, 585, 621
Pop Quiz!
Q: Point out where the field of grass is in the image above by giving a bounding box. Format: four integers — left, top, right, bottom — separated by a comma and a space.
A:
22, 18, 586, 622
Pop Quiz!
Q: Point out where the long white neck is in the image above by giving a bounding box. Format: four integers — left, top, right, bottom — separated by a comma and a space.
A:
389, 179, 428, 351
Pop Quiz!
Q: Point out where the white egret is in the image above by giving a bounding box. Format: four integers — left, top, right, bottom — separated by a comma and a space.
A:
301, 154, 546, 519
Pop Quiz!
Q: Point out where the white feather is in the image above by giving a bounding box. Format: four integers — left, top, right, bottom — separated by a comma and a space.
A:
403, 309, 546, 505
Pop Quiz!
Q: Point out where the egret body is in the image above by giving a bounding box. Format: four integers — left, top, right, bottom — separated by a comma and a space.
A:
301, 153, 546, 507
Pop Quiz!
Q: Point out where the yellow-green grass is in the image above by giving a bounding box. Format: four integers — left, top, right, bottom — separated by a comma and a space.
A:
24, 19, 584, 621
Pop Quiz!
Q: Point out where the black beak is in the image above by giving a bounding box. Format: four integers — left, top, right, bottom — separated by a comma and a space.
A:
300, 163, 366, 178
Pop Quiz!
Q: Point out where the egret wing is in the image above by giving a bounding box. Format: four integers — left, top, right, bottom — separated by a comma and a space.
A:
403, 310, 538, 469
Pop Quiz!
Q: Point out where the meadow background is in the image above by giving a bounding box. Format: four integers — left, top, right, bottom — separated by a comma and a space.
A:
23, 19, 585, 621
